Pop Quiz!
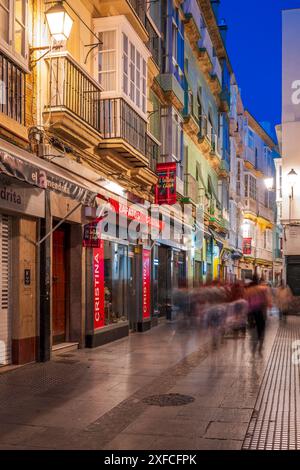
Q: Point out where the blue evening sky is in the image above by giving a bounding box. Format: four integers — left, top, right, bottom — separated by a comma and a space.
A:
219, 0, 300, 138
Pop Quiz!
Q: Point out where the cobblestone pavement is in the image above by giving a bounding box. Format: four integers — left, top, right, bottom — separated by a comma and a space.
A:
0, 315, 294, 450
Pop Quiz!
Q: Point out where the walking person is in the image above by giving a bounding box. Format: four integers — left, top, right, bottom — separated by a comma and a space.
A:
245, 275, 269, 354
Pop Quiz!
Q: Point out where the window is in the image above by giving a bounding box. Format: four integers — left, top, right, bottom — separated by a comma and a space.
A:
0, 1, 9, 43
279, 165, 282, 198
96, 19, 148, 115
122, 34, 128, 95
188, 90, 193, 116
0, 0, 27, 61
171, 108, 183, 161
236, 160, 241, 196
248, 128, 254, 149
99, 30, 116, 92
245, 174, 256, 199
122, 33, 147, 113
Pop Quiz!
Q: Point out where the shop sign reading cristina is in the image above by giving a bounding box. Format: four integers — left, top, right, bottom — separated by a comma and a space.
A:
93, 242, 105, 329
142, 249, 151, 319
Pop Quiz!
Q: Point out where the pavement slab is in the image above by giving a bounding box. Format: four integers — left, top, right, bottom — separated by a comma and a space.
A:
0, 316, 292, 450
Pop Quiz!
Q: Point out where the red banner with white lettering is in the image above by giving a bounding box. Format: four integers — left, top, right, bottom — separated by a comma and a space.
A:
243, 238, 252, 255
93, 242, 105, 329
155, 162, 177, 205
142, 249, 151, 319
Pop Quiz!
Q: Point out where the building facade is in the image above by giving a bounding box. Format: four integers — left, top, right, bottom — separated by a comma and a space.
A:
0, 0, 282, 368
240, 111, 278, 282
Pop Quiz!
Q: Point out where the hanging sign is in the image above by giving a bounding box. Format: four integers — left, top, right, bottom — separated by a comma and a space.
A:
142, 249, 151, 319
83, 223, 101, 248
155, 162, 177, 205
93, 242, 105, 329
243, 238, 252, 255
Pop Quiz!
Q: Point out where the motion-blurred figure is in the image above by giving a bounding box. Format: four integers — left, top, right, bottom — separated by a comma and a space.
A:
245, 275, 270, 353
276, 282, 293, 321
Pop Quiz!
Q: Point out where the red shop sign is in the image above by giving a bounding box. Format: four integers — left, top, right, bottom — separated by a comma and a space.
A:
142, 249, 151, 319
155, 162, 177, 205
243, 238, 252, 255
109, 198, 163, 231
93, 242, 105, 329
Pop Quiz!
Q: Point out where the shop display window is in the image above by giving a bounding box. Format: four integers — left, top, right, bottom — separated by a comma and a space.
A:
103, 241, 128, 325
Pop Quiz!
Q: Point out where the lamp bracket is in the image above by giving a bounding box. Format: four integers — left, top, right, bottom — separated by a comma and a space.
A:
29, 44, 62, 68
84, 41, 102, 65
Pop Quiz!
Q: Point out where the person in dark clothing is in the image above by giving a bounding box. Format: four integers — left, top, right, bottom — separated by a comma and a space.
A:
245, 275, 269, 353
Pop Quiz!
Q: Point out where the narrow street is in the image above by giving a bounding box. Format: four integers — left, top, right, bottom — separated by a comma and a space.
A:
0, 315, 298, 451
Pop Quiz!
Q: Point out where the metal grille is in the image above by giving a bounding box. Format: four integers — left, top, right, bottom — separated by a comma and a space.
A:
46, 53, 102, 132
0, 50, 26, 125
243, 318, 300, 450
100, 98, 147, 155
0, 214, 11, 366
143, 393, 195, 407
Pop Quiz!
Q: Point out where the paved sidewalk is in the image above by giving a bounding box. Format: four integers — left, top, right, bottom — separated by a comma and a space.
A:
0, 315, 287, 450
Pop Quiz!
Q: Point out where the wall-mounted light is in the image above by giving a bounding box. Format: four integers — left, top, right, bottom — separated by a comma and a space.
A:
287, 168, 298, 199
30, 1, 73, 67
45, 2, 73, 42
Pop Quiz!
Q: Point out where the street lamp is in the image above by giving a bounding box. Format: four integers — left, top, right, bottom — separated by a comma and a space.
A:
30, 2, 73, 67
45, 2, 73, 42
287, 168, 298, 199
264, 178, 274, 191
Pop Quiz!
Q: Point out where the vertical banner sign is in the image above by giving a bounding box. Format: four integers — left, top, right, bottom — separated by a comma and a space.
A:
242, 238, 252, 255
155, 162, 177, 205
93, 241, 105, 329
142, 249, 151, 319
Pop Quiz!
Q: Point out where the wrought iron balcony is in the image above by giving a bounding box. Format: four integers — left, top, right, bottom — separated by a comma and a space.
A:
44, 53, 103, 148
185, 173, 199, 204
0, 50, 25, 125
146, 133, 159, 172
127, 0, 146, 26
99, 97, 147, 159
145, 16, 161, 69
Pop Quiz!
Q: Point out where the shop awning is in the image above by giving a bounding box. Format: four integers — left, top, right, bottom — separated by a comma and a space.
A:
0, 149, 98, 207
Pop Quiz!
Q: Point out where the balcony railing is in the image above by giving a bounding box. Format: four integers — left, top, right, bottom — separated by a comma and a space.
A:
46, 53, 102, 133
185, 173, 198, 203
0, 50, 25, 125
183, 0, 203, 33
258, 202, 274, 223
100, 97, 147, 155
127, 0, 146, 25
256, 247, 273, 262
244, 197, 257, 214
199, 27, 214, 62
145, 16, 161, 69
211, 56, 222, 86
146, 133, 159, 172
274, 248, 283, 259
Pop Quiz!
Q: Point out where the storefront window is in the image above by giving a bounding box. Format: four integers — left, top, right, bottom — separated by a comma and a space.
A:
103, 241, 128, 325
173, 250, 186, 288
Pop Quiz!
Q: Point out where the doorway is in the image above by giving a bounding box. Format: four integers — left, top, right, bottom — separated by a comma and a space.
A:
52, 227, 68, 345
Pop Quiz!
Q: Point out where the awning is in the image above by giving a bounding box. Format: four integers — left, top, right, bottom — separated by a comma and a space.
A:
0, 149, 98, 207
209, 228, 226, 250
